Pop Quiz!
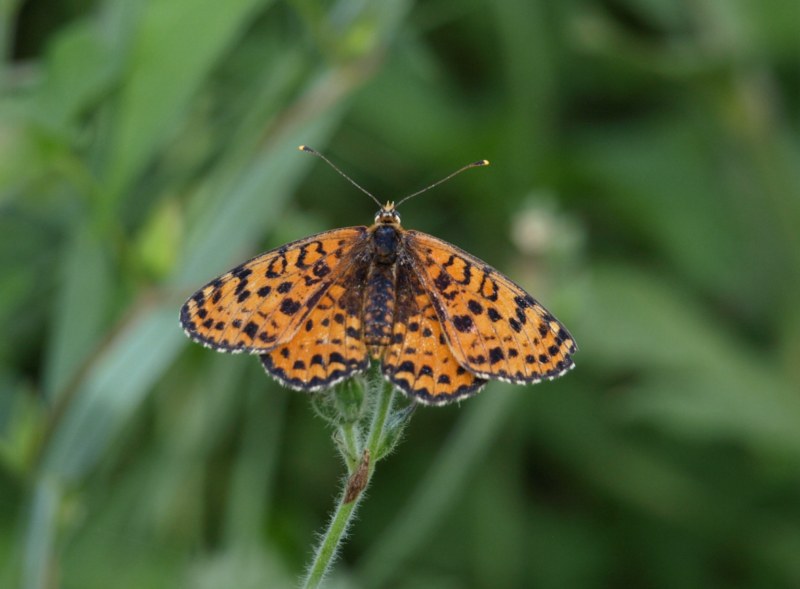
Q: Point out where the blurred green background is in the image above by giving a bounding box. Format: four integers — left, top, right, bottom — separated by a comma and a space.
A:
2, 0, 800, 587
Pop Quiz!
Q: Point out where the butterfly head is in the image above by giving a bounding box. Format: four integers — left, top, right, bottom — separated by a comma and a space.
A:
374, 201, 401, 226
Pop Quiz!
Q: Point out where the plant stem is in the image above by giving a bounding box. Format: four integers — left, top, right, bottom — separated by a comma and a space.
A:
301, 380, 396, 589
301, 485, 361, 589
364, 381, 396, 460
340, 421, 360, 471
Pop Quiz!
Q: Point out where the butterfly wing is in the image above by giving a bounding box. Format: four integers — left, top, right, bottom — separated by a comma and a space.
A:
403, 230, 577, 384
260, 259, 371, 391
382, 261, 486, 404
180, 227, 369, 353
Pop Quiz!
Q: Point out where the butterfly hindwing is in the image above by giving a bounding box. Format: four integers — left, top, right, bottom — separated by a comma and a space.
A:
404, 230, 576, 384
180, 227, 369, 353
260, 258, 371, 391
381, 261, 486, 404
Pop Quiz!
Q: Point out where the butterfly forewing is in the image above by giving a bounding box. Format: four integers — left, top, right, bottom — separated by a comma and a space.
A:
180, 227, 369, 354
404, 230, 577, 384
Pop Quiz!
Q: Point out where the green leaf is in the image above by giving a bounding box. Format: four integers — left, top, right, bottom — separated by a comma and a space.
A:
375, 400, 415, 460
104, 0, 270, 199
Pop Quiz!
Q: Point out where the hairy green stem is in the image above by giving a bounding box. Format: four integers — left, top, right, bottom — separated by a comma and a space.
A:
364, 382, 396, 460
300, 485, 361, 589
340, 421, 361, 471
301, 379, 396, 589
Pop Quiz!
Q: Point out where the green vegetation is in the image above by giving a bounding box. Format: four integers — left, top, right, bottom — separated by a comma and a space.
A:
2, 0, 799, 587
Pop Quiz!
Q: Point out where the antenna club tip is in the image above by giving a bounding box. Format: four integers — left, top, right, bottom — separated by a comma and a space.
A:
475, 159, 490, 167
298, 145, 314, 153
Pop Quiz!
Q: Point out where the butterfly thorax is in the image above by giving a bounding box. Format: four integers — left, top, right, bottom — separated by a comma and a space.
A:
371, 202, 403, 264
372, 225, 400, 264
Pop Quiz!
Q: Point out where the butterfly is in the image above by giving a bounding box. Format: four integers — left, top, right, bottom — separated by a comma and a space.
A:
180, 147, 577, 405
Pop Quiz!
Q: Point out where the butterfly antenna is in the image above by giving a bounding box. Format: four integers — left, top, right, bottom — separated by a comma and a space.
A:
298, 145, 383, 208
395, 159, 490, 208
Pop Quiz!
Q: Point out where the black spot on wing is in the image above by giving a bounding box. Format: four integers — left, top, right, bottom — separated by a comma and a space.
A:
489, 347, 504, 364
453, 315, 474, 333
280, 298, 301, 316
487, 308, 502, 322
434, 271, 451, 291
244, 322, 258, 339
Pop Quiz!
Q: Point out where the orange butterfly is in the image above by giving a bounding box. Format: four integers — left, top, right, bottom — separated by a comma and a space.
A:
180, 147, 576, 404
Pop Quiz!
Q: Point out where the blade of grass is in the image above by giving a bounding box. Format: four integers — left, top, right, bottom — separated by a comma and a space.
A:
42, 226, 114, 400
223, 367, 288, 546
104, 0, 270, 201
20, 477, 59, 589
